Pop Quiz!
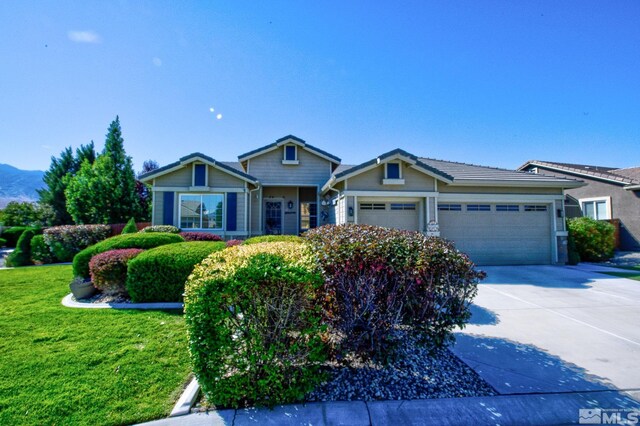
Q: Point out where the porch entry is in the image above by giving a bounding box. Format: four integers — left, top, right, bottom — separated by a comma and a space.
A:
264, 200, 283, 235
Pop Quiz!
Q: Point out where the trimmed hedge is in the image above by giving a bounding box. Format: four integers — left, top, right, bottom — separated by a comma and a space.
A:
179, 232, 223, 242
44, 225, 111, 262
226, 239, 242, 247
126, 241, 226, 303
1, 227, 41, 248
185, 242, 326, 408
568, 217, 615, 262
6, 229, 36, 267
243, 235, 303, 245
73, 232, 185, 278
90, 249, 144, 295
30, 235, 54, 265
140, 225, 180, 234
304, 224, 485, 359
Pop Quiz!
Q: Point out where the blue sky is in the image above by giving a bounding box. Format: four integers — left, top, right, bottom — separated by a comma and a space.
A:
1, 1, 639, 173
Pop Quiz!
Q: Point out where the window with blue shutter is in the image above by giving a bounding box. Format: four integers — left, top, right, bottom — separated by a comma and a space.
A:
194, 164, 206, 186
226, 193, 237, 231
163, 192, 174, 225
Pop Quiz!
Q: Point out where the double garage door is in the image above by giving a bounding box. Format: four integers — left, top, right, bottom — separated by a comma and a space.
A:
358, 201, 552, 265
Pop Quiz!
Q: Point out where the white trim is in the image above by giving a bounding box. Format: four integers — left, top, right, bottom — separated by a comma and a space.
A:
281, 160, 300, 165
449, 179, 584, 188
579, 196, 612, 220
239, 139, 340, 164
523, 162, 631, 186
385, 162, 403, 179
438, 193, 564, 202
153, 186, 246, 193
353, 195, 358, 224
261, 183, 318, 188
139, 164, 185, 183
625, 184, 640, 191
283, 144, 298, 162
382, 178, 406, 185
343, 190, 438, 197
151, 189, 156, 225
556, 231, 569, 237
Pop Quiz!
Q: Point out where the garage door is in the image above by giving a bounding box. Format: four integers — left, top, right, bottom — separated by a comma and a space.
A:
438, 203, 552, 265
358, 202, 420, 231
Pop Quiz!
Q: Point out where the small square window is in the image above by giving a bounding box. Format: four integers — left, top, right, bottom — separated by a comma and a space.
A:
467, 204, 491, 212
438, 204, 462, 211
386, 163, 400, 179
285, 145, 296, 161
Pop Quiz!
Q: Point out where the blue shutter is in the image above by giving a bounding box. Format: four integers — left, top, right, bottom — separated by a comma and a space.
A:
387, 163, 400, 179
226, 193, 237, 231
163, 192, 174, 225
194, 164, 206, 186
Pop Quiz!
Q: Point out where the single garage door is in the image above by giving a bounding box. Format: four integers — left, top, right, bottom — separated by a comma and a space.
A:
438, 203, 552, 265
358, 202, 420, 231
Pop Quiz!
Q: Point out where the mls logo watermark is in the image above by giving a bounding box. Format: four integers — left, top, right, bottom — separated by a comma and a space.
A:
579, 408, 640, 425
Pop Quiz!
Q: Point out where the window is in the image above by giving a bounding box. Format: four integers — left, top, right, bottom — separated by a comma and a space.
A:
390, 203, 416, 210
300, 202, 317, 231
360, 203, 386, 210
438, 204, 462, 211
580, 198, 611, 220
284, 145, 297, 161
180, 194, 224, 229
467, 204, 491, 211
386, 163, 400, 179
524, 205, 548, 212
496, 205, 519, 212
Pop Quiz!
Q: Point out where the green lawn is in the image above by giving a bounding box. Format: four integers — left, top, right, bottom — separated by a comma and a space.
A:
0, 265, 191, 426
601, 265, 640, 281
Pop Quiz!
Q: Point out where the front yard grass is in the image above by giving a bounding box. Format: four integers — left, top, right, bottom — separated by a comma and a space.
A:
601, 265, 640, 281
0, 265, 191, 426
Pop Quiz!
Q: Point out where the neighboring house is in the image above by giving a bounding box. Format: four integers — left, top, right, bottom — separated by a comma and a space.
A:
518, 161, 640, 251
139, 135, 583, 265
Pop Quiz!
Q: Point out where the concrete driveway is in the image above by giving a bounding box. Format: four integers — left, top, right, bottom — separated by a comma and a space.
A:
452, 264, 640, 402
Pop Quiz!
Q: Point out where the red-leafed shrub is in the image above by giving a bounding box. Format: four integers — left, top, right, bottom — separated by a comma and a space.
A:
304, 224, 485, 360
44, 225, 111, 262
225, 239, 242, 247
179, 232, 223, 242
89, 248, 144, 295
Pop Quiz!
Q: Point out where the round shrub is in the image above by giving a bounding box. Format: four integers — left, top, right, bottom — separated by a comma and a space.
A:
73, 232, 185, 278
179, 231, 223, 242
304, 224, 485, 359
121, 218, 138, 234
1, 226, 41, 248
185, 242, 327, 408
226, 239, 242, 247
89, 249, 144, 295
243, 235, 303, 245
567, 217, 615, 262
44, 225, 111, 262
30, 234, 54, 265
126, 241, 226, 303
140, 225, 180, 234
6, 229, 37, 267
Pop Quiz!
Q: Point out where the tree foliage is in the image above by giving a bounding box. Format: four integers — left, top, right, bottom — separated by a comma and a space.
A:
38, 143, 96, 225
0, 201, 53, 227
65, 117, 143, 224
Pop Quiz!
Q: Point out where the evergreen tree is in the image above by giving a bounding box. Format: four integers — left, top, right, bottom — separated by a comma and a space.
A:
65, 117, 142, 224
38, 142, 96, 225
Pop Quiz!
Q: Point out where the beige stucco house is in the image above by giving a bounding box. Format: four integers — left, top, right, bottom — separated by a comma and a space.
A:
139, 135, 583, 265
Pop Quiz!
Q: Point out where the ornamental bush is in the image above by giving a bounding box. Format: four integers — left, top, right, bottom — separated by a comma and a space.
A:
185, 242, 327, 408
568, 217, 615, 262
179, 232, 223, 242
30, 235, 54, 264
89, 248, 144, 295
140, 225, 180, 234
126, 241, 226, 302
304, 224, 484, 360
43, 225, 111, 262
226, 239, 242, 247
73, 232, 185, 278
243, 235, 303, 245
121, 217, 138, 234
6, 229, 37, 267
1, 226, 41, 248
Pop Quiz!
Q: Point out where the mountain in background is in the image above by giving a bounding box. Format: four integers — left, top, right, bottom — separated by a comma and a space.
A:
0, 164, 45, 208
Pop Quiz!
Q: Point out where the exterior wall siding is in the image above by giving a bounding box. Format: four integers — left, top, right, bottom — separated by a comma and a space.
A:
209, 167, 245, 188
346, 163, 436, 191
248, 147, 332, 186
155, 166, 192, 186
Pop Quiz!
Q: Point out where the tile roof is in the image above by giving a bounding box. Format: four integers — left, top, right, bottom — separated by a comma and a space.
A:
139, 153, 258, 183
519, 160, 640, 185
237, 135, 341, 163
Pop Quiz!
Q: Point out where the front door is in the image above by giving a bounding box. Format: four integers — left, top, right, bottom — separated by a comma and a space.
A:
264, 200, 283, 235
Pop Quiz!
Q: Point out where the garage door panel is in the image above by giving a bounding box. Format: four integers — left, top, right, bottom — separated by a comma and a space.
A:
358, 204, 419, 232
439, 204, 552, 266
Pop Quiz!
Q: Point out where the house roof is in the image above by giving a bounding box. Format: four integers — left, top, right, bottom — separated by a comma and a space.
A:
518, 160, 640, 187
237, 135, 341, 164
139, 152, 258, 184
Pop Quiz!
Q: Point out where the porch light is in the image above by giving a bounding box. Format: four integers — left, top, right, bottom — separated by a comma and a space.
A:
348, 206, 354, 217
288, 201, 294, 210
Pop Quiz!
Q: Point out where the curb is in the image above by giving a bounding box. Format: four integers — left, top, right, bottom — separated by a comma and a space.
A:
61, 293, 183, 310
170, 377, 200, 417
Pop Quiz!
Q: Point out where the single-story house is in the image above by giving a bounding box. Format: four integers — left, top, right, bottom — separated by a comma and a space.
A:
518, 161, 640, 251
139, 135, 584, 265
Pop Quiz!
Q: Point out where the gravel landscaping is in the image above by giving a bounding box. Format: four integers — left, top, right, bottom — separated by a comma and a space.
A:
306, 332, 497, 402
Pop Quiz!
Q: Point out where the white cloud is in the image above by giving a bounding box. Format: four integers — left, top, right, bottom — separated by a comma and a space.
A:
209, 107, 215, 113
68, 30, 102, 44
216, 114, 222, 120
152, 57, 162, 67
